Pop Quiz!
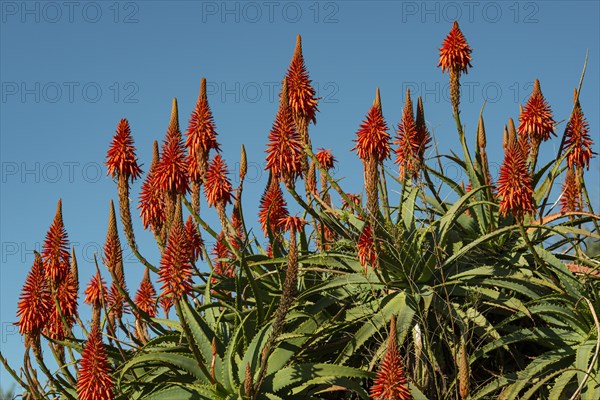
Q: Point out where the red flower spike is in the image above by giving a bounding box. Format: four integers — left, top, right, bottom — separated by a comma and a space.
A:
134, 268, 157, 318
415, 96, 432, 161
156, 99, 190, 195
16, 254, 52, 336
185, 215, 204, 262
370, 315, 413, 400
353, 89, 391, 163
204, 154, 233, 208
212, 232, 235, 278
139, 141, 166, 232
315, 148, 336, 171
518, 80, 555, 142
560, 167, 582, 213
265, 78, 304, 182
565, 101, 594, 170
357, 223, 377, 269
106, 118, 142, 182
279, 216, 307, 233
157, 217, 193, 303
258, 181, 290, 237
77, 325, 114, 400
394, 89, 422, 180
438, 21, 472, 74
42, 199, 71, 283
107, 281, 127, 319
186, 78, 220, 164
230, 205, 245, 247
46, 270, 78, 341
84, 272, 108, 308
285, 35, 319, 125
496, 143, 535, 221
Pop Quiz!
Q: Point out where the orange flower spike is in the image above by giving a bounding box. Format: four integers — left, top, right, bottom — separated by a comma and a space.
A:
77, 325, 114, 400
357, 223, 377, 270
42, 199, 71, 283
496, 143, 535, 221
106, 118, 143, 182
212, 232, 235, 278
204, 154, 233, 208
518, 80, 555, 142
185, 215, 204, 262
353, 89, 391, 163
139, 141, 166, 231
258, 181, 289, 237
370, 315, 413, 400
415, 96, 431, 160
186, 78, 221, 162
560, 167, 582, 213
46, 269, 79, 340
394, 89, 421, 180
315, 148, 336, 171
565, 97, 594, 170
157, 215, 193, 302
84, 272, 108, 308
265, 78, 304, 183
286, 35, 319, 125
16, 253, 52, 336
156, 99, 190, 195
438, 21, 472, 74
134, 268, 157, 318
279, 215, 307, 234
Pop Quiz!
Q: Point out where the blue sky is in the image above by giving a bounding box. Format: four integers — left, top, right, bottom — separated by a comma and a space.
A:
1, 0, 599, 392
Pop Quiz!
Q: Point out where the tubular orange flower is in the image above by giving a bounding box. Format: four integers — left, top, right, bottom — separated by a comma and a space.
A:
353, 90, 390, 163
157, 216, 193, 303
560, 167, 582, 213
438, 21, 472, 73
286, 35, 319, 126
315, 148, 335, 171
265, 78, 304, 183
42, 199, 70, 283
106, 118, 143, 182
496, 143, 535, 221
186, 78, 220, 181
185, 215, 204, 262
370, 315, 413, 400
258, 180, 289, 237
77, 325, 114, 400
16, 254, 52, 336
134, 268, 157, 318
518, 80, 555, 142
212, 232, 235, 278
279, 215, 307, 233
156, 99, 190, 195
357, 223, 377, 270
394, 89, 422, 180
564, 101, 594, 170
204, 154, 233, 208
139, 141, 166, 232
84, 272, 108, 308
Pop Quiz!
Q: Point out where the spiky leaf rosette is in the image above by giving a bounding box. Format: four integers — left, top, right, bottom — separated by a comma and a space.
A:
134, 268, 157, 318
157, 215, 193, 303
518, 80, 555, 143
438, 21, 472, 74
106, 118, 142, 182
496, 142, 535, 221
42, 199, 70, 283
186, 78, 220, 182
258, 180, 289, 237
16, 254, 52, 336
370, 315, 413, 400
353, 90, 390, 163
265, 78, 304, 183
184, 215, 204, 262
139, 141, 165, 232
286, 35, 319, 126
564, 100, 594, 170
156, 100, 190, 195
204, 154, 233, 208
77, 325, 114, 400
394, 89, 422, 180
